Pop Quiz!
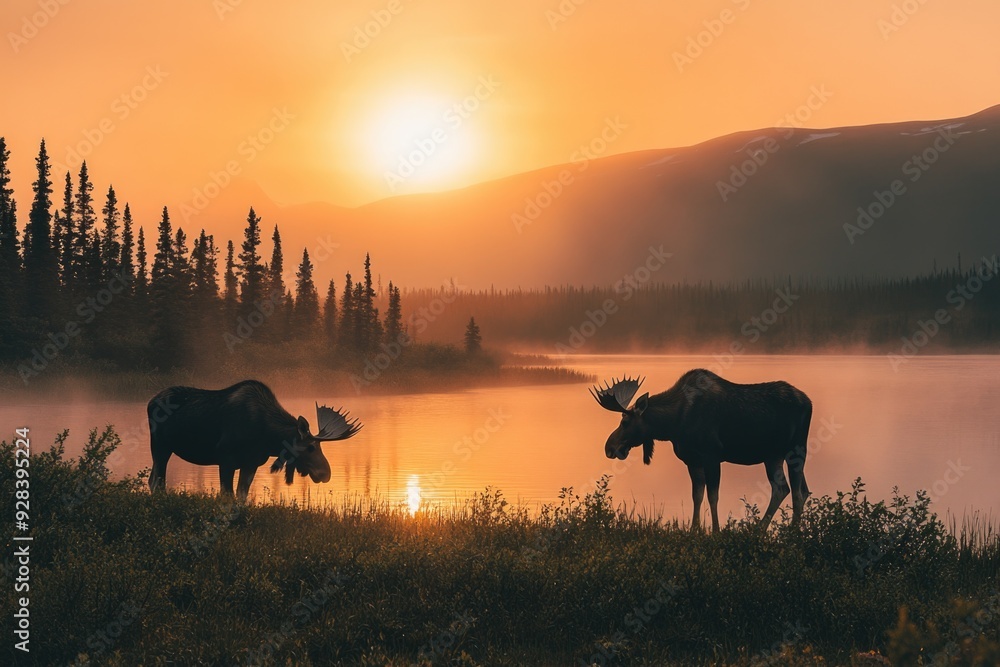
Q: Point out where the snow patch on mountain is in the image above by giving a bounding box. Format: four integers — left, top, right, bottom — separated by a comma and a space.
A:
643, 155, 676, 168
798, 132, 841, 146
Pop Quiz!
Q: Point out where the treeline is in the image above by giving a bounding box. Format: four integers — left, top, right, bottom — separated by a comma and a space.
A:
398, 262, 1000, 353
4, 138, 998, 379
0, 139, 407, 381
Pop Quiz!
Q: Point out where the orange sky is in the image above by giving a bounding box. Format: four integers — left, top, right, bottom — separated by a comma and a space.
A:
1, 0, 998, 222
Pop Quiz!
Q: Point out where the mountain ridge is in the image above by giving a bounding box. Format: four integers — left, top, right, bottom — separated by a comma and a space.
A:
179, 105, 1000, 290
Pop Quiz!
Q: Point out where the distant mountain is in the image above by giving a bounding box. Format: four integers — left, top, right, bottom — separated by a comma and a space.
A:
181, 106, 1000, 290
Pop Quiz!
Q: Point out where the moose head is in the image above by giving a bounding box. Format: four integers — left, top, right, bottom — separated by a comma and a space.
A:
272, 403, 363, 484
590, 376, 656, 464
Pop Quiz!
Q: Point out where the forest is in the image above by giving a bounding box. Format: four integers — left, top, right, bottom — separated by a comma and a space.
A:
0, 139, 470, 388
1, 138, 998, 394
399, 262, 1000, 354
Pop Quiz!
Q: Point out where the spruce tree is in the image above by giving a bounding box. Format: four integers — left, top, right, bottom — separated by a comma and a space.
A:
191, 230, 219, 300
51, 208, 64, 282
56, 172, 74, 282
283, 287, 294, 335
323, 279, 337, 343
191, 230, 218, 335
0, 137, 19, 339
119, 204, 134, 291
223, 240, 238, 313
100, 185, 121, 279
206, 236, 219, 299
135, 226, 148, 302
191, 231, 206, 295
464, 317, 482, 354
385, 282, 403, 344
0, 137, 17, 275
294, 248, 320, 335
267, 224, 287, 339
149, 209, 183, 365
362, 253, 376, 348
84, 230, 103, 292
339, 271, 354, 349
151, 206, 173, 285
238, 207, 265, 310
352, 281, 365, 350
24, 140, 58, 315
268, 225, 285, 296
171, 227, 192, 298
72, 161, 95, 284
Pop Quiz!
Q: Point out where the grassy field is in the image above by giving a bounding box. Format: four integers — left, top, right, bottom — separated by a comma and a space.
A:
2, 428, 998, 666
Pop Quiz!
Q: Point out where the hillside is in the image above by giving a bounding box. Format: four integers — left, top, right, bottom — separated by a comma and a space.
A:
177, 105, 1000, 290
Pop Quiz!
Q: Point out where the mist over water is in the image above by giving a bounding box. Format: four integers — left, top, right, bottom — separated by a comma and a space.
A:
5, 355, 998, 523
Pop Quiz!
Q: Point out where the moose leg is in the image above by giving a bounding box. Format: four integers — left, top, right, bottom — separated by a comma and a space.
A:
761, 457, 790, 529
688, 465, 706, 530
787, 457, 808, 527
236, 467, 257, 502
219, 466, 236, 497
705, 461, 722, 532
149, 451, 171, 493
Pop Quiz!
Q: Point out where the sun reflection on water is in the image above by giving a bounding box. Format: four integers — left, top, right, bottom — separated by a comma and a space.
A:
406, 475, 422, 515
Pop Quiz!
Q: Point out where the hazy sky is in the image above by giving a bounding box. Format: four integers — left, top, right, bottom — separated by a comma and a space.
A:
2, 0, 997, 219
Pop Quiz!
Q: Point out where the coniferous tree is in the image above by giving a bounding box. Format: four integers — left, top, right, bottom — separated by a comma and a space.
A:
72, 162, 95, 284
283, 287, 294, 336
223, 240, 238, 315
294, 248, 320, 335
361, 253, 377, 348
191, 231, 207, 295
51, 208, 63, 279
188, 229, 218, 358
385, 282, 403, 344
323, 279, 337, 343
206, 235, 219, 298
352, 281, 366, 350
0, 137, 19, 341
100, 185, 121, 279
464, 317, 482, 354
339, 271, 354, 349
267, 224, 287, 338
56, 172, 73, 282
268, 225, 285, 296
238, 207, 265, 311
119, 204, 134, 291
191, 230, 219, 300
0, 137, 17, 275
151, 206, 173, 285
24, 140, 58, 316
135, 226, 148, 303
171, 227, 192, 301
84, 231, 103, 292
149, 208, 185, 365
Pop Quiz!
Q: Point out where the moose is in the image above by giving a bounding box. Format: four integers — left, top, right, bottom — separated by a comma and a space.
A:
591, 369, 813, 531
148, 380, 362, 500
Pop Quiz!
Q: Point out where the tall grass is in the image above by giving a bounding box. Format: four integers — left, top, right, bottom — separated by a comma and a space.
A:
2, 428, 998, 666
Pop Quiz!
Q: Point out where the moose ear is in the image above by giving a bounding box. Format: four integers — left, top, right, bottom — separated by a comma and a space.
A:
296, 416, 310, 437
642, 440, 654, 465
634, 393, 650, 415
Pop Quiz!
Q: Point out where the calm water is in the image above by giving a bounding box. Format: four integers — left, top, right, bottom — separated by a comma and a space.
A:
4, 355, 999, 523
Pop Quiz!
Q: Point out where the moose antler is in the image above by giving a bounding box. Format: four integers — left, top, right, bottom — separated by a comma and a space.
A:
589, 376, 644, 412
314, 403, 363, 441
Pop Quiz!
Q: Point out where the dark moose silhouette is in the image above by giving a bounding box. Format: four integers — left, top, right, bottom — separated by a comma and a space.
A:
148, 380, 362, 500
592, 369, 813, 531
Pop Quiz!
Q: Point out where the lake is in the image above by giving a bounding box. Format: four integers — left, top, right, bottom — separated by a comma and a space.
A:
4, 355, 999, 524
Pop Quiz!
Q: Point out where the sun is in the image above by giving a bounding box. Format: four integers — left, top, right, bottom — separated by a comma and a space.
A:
362, 92, 480, 195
